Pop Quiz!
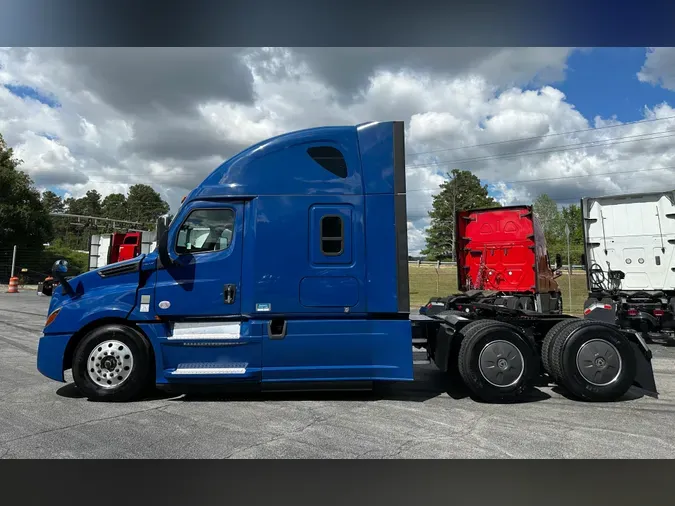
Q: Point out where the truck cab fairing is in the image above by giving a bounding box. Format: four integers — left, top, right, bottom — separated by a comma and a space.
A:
38, 121, 415, 387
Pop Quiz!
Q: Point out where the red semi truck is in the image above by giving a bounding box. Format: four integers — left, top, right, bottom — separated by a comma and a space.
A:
422, 205, 564, 316
88, 230, 157, 271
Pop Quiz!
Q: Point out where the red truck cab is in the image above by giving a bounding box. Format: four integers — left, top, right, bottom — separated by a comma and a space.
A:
425, 205, 563, 315
117, 232, 142, 262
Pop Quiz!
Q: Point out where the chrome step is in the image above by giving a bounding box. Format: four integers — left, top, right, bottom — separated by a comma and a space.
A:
171, 362, 248, 376
167, 322, 241, 341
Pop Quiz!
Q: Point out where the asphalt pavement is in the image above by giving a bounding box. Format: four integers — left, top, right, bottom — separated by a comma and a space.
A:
1, 290, 675, 458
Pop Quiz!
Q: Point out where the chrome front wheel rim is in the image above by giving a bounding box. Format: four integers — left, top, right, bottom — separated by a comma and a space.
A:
86, 340, 134, 388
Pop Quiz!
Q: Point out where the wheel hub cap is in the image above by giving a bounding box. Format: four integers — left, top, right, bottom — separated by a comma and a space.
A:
576, 339, 622, 387
101, 356, 117, 371
478, 340, 525, 388
86, 340, 134, 389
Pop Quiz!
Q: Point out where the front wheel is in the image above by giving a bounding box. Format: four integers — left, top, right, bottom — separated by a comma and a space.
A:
71, 324, 153, 402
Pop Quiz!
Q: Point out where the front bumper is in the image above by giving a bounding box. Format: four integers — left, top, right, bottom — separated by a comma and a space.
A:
37, 333, 72, 382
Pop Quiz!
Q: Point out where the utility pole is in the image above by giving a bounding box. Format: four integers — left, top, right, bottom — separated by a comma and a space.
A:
565, 223, 572, 312
10, 245, 16, 278
450, 173, 457, 262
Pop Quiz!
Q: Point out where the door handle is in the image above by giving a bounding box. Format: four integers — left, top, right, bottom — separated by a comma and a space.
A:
224, 284, 236, 304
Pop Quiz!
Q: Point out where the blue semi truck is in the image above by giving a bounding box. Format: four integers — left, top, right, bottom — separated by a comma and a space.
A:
37, 121, 658, 403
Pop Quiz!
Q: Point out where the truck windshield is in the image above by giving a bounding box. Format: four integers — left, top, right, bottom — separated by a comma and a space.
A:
175, 208, 234, 254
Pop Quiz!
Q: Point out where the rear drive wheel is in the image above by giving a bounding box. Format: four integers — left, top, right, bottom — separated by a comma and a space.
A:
72, 324, 153, 402
541, 318, 580, 379
550, 320, 636, 401
457, 320, 538, 402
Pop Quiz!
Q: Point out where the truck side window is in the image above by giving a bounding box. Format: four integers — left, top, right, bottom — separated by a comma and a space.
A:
307, 146, 347, 178
321, 215, 343, 255
175, 208, 235, 255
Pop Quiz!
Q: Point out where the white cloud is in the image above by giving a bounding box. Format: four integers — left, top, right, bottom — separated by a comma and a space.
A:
638, 47, 675, 91
2, 47, 675, 255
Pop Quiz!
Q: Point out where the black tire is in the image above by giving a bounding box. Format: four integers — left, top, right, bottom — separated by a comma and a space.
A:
541, 318, 580, 379
550, 320, 636, 402
457, 319, 538, 402
72, 324, 153, 402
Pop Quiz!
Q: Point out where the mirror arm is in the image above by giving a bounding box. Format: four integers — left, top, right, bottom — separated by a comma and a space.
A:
51, 260, 75, 296
157, 229, 173, 268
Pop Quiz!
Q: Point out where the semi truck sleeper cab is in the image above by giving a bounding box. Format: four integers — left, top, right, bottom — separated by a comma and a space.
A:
421, 205, 564, 317
37, 121, 658, 403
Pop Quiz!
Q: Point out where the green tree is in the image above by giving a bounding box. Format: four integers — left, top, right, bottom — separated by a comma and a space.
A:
65, 196, 85, 215
533, 193, 561, 239
101, 193, 129, 221
0, 133, 53, 250
126, 184, 170, 228
80, 189, 103, 216
41, 190, 65, 213
560, 204, 583, 244
534, 197, 585, 265
421, 169, 500, 260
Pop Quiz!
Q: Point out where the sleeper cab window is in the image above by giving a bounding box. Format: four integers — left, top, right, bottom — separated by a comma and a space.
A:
175, 208, 234, 255
321, 215, 343, 256
307, 146, 347, 178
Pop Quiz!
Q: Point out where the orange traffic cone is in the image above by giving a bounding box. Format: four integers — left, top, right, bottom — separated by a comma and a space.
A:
7, 277, 19, 293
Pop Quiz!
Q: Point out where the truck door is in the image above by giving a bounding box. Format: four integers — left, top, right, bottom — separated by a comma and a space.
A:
154, 201, 244, 317
153, 200, 260, 381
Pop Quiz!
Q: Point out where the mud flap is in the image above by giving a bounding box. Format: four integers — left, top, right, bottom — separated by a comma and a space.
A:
583, 299, 617, 324
626, 336, 658, 398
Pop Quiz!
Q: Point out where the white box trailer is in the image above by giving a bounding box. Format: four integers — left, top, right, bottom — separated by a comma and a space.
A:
581, 190, 675, 339
88, 230, 157, 271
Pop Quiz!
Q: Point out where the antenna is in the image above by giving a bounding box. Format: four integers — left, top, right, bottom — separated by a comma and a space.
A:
656, 205, 666, 253
600, 210, 608, 255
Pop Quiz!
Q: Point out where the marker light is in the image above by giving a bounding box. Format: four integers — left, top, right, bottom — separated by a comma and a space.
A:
45, 308, 61, 327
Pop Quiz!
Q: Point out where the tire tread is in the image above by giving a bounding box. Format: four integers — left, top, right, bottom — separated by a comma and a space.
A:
457, 319, 534, 402
72, 323, 153, 402
550, 320, 635, 401
541, 319, 580, 378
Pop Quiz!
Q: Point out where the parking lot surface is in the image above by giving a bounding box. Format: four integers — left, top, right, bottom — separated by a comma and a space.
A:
1, 290, 675, 459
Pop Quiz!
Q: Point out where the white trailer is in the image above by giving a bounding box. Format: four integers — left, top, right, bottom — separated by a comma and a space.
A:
88, 230, 157, 271
581, 190, 675, 340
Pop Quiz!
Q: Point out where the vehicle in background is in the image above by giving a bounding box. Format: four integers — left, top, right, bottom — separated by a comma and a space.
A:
37, 121, 657, 404
34, 230, 158, 297
88, 230, 157, 271
421, 206, 563, 317
581, 190, 675, 344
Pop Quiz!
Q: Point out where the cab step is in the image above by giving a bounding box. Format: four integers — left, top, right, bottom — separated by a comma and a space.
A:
170, 362, 248, 376
167, 322, 242, 341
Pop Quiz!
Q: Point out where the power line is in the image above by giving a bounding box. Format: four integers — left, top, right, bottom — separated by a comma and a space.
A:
406, 114, 675, 157
48, 120, 675, 190
49, 213, 145, 226
406, 187, 672, 220
405, 165, 675, 193
406, 197, 584, 220
74, 135, 675, 194
406, 130, 675, 169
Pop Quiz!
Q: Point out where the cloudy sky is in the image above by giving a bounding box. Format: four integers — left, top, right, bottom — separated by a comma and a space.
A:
2, 47, 675, 254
